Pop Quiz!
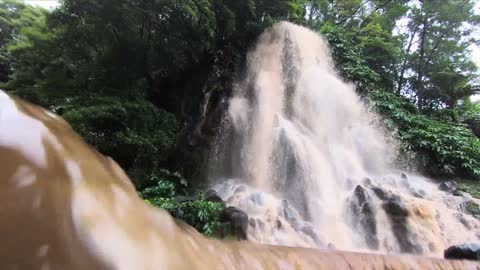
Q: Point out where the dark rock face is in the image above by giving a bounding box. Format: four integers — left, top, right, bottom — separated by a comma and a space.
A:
438, 181, 458, 193
383, 200, 409, 217
371, 187, 386, 199
300, 223, 323, 247
349, 185, 379, 250
219, 206, 249, 240
282, 200, 300, 227
371, 186, 422, 254
205, 189, 224, 203
444, 243, 480, 261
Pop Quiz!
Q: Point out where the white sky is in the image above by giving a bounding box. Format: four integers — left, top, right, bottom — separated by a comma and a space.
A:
25, 0, 59, 10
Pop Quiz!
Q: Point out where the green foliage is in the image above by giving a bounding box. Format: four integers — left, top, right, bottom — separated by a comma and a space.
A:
57, 95, 177, 189
140, 170, 224, 237
370, 90, 480, 178
320, 23, 380, 93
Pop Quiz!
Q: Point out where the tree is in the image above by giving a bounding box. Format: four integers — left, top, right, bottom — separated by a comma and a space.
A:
396, 0, 480, 110
0, 0, 50, 83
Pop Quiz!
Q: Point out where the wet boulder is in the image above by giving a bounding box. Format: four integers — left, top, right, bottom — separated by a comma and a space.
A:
438, 181, 458, 193
349, 185, 379, 250
300, 223, 323, 247
219, 206, 248, 240
371, 186, 399, 202
373, 187, 422, 254
363, 177, 373, 187
461, 200, 480, 219
353, 185, 368, 205
205, 189, 224, 204
383, 200, 409, 217
383, 200, 422, 254
444, 243, 480, 261
282, 200, 300, 229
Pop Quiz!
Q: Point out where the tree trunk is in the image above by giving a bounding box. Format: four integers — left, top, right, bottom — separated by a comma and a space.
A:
397, 25, 418, 95
416, 14, 429, 111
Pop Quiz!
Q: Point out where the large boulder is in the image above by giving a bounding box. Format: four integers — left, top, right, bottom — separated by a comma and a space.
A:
299, 223, 324, 247
444, 243, 480, 261
371, 186, 422, 253
349, 185, 379, 249
205, 189, 224, 204
219, 206, 249, 240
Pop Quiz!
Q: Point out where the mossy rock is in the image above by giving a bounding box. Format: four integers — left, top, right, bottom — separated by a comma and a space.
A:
463, 200, 480, 219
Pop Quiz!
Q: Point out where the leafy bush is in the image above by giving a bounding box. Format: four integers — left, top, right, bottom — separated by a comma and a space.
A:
144, 197, 225, 236
56, 95, 177, 189
370, 90, 480, 178
140, 169, 225, 237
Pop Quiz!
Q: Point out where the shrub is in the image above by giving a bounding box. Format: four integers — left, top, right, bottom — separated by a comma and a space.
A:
369, 90, 480, 178
140, 169, 225, 237
55, 95, 176, 188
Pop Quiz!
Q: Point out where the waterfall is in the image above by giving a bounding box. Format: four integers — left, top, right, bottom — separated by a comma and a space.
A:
210, 22, 480, 255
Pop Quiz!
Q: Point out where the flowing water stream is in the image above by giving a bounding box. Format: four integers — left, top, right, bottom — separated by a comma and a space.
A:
209, 22, 480, 256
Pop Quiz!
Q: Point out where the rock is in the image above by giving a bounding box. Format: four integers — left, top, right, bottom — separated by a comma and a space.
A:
401, 173, 408, 180
380, 196, 422, 254
300, 223, 323, 246
219, 206, 248, 240
282, 200, 300, 227
363, 177, 373, 186
353, 185, 368, 205
174, 195, 199, 203
350, 185, 379, 250
205, 189, 224, 203
370, 186, 422, 253
371, 186, 399, 202
249, 193, 263, 205
327, 243, 336, 250
234, 185, 247, 193
444, 243, 480, 261
383, 200, 409, 217
415, 189, 426, 198
461, 200, 480, 219
276, 220, 282, 229
438, 181, 458, 193
412, 191, 424, 199
249, 218, 256, 228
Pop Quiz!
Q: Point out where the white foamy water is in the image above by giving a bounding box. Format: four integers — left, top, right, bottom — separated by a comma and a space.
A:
209, 22, 480, 256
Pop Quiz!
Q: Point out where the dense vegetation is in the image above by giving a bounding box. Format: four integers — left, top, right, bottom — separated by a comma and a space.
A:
1, 0, 479, 234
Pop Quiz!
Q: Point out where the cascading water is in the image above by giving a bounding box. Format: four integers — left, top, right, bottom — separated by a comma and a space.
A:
209, 22, 480, 256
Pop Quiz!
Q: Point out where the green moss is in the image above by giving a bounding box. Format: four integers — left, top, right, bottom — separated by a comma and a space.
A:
458, 181, 480, 200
